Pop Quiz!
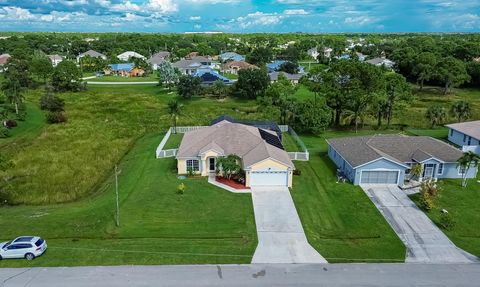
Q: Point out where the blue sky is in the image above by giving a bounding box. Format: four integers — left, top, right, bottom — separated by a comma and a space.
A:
0, 0, 479, 33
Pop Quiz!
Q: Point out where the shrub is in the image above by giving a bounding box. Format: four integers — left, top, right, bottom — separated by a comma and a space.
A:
421, 179, 441, 198
419, 191, 434, 211
0, 126, 9, 138
46, 111, 67, 124
293, 169, 301, 176
439, 212, 456, 230
4, 119, 17, 128
177, 183, 185, 195
40, 93, 65, 112
186, 167, 194, 177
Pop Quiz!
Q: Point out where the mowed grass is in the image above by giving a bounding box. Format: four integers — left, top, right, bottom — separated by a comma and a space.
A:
290, 130, 406, 262
282, 133, 302, 152
89, 74, 159, 82
0, 85, 266, 204
410, 178, 480, 258
0, 134, 257, 267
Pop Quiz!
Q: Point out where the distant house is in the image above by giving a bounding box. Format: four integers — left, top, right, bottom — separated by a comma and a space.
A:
77, 50, 107, 63
323, 47, 333, 58
267, 60, 305, 73
219, 52, 244, 63
268, 71, 302, 84
0, 53, 11, 72
148, 51, 170, 70
194, 69, 232, 85
221, 61, 257, 75
327, 134, 477, 186
117, 51, 146, 62
48, 54, 64, 67
356, 52, 367, 61
366, 57, 395, 69
104, 63, 144, 77
446, 121, 480, 155
307, 47, 319, 60
173, 56, 213, 75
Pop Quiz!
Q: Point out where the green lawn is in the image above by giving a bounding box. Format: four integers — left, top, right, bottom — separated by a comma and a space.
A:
410, 178, 480, 258
290, 130, 406, 263
89, 74, 159, 82
163, 133, 184, 149
282, 133, 302, 152
0, 134, 257, 267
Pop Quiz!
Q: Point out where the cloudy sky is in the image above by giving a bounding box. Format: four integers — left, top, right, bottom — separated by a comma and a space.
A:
0, 0, 479, 33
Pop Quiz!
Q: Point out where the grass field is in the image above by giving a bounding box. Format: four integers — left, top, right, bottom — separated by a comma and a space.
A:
0, 134, 257, 267
410, 178, 480, 258
290, 130, 406, 263
88, 74, 159, 82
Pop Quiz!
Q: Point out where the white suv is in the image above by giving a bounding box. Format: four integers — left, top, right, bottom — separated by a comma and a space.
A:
0, 236, 47, 260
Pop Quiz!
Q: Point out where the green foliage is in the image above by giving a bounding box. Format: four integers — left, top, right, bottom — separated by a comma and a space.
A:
157, 61, 179, 89
278, 61, 299, 74
435, 57, 470, 95
46, 111, 67, 124
410, 163, 423, 180
233, 68, 270, 99
293, 99, 331, 134
51, 60, 83, 92
425, 105, 446, 128
419, 191, 435, 211
177, 75, 202, 99
246, 47, 273, 66
439, 212, 456, 230
0, 126, 10, 138
167, 99, 182, 133
30, 52, 54, 83
0, 154, 14, 171
418, 179, 440, 211
450, 101, 471, 122
456, 152, 480, 187
177, 182, 185, 195
216, 154, 242, 180
40, 90, 65, 112
79, 55, 107, 73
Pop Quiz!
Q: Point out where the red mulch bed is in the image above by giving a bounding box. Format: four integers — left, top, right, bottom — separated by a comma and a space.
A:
215, 176, 250, 190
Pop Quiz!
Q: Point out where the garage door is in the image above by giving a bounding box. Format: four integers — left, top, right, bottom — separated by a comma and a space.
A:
250, 171, 288, 186
360, 170, 399, 184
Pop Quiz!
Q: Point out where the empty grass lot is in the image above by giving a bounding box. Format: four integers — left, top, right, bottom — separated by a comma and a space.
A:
88, 74, 159, 82
290, 130, 406, 263
410, 178, 480, 258
0, 134, 257, 267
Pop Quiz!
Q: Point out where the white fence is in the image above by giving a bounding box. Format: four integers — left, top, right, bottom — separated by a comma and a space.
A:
156, 125, 310, 161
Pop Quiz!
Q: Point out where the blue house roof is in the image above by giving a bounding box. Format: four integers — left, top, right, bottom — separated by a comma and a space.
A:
194, 69, 232, 85
109, 63, 134, 72
219, 52, 245, 62
267, 60, 305, 73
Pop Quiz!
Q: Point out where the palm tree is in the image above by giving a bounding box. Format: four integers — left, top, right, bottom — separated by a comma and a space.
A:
167, 99, 183, 134
450, 101, 471, 122
457, 151, 480, 187
425, 105, 446, 128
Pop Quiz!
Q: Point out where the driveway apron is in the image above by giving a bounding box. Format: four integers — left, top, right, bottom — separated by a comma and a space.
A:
250, 186, 327, 264
361, 184, 477, 263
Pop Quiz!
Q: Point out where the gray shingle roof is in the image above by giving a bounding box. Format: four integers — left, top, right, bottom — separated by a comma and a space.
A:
148, 51, 170, 64
176, 121, 294, 169
327, 134, 464, 168
79, 50, 106, 58
269, 71, 302, 81
446, 120, 480, 140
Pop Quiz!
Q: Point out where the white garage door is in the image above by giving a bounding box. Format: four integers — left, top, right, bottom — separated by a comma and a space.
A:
250, 171, 288, 186
360, 170, 399, 184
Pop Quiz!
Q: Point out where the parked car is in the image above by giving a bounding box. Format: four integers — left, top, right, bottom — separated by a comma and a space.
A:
0, 236, 47, 260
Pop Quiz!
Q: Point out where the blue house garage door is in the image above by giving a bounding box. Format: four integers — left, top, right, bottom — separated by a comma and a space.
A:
250, 171, 288, 186
360, 170, 399, 184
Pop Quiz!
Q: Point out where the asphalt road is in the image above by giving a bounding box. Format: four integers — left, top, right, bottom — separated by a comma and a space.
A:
1, 264, 480, 286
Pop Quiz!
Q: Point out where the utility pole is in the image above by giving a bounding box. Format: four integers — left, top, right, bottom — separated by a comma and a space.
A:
114, 164, 121, 227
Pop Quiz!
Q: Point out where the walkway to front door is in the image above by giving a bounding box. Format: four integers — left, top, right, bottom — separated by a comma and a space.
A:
250, 186, 327, 263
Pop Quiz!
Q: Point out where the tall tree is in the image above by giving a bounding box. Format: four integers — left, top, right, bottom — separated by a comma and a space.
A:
412, 52, 437, 90
30, 52, 54, 83
246, 47, 273, 66
383, 73, 411, 128
233, 68, 270, 100
294, 99, 331, 134
435, 57, 470, 95
167, 99, 183, 133
177, 75, 202, 99
157, 61, 179, 90
456, 152, 479, 187
51, 60, 83, 92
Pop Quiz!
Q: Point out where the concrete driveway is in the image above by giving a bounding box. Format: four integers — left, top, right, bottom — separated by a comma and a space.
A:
361, 184, 478, 263
250, 186, 327, 264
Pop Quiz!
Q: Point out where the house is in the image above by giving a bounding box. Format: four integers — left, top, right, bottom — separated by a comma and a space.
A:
267, 60, 305, 73
173, 57, 213, 75
307, 47, 319, 60
356, 52, 367, 61
210, 115, 283, 140
148, 51, 170, 70
193, 69, 232, 85
326, 134, 477, 186
77, 50, 107, 63
104, 63, 144, 77
269, 71, 302, 84
446, 120, 480, 154
221, 61, 257, 75
0, 53, 11, 72
366, 57, 395, 69
48, 54, 64, 67
219, 52, 244, 62
176, 120, 295, 187
323, 47, 333, 58
117, 51, 146, 62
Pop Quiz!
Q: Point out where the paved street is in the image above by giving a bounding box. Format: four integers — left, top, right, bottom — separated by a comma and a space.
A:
2, 264, 480, 286
361, 184, 478, 263
250, 187, 327, 264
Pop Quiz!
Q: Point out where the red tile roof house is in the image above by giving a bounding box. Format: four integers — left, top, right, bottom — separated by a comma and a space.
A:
176, 120, 295, 187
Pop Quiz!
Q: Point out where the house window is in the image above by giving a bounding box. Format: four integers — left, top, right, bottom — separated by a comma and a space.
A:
438, 163, 444, 175
186, 159, 200, 172
468, 136, 472, 145
463, 134, 467, 142
450, 129, 453, 136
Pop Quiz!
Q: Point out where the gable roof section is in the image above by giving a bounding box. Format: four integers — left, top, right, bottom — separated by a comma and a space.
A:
446, 120, 480, 140
327, 134, 463, 168
79, 50, 106, 58
176, 121, 294, 169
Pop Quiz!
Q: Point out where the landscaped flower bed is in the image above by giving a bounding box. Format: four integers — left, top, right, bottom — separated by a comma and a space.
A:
216, 176, 250, 190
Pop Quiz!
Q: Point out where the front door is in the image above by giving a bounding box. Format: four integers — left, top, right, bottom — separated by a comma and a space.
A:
209, 158, 216, 172
424, 164, 435, 179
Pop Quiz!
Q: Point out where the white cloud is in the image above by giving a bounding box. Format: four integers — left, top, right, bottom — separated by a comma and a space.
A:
236, 12, 283, 28
0, 6, 35, 20
190, 16, 201, 20
284, 9, 309, 15
344, 15, 372, 26
145, 0, 178, 13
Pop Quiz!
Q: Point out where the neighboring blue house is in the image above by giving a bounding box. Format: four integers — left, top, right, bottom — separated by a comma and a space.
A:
194, 68, 232, 85
267, 60, 305, 73
219, 52, 245, 62
326, 134, 477, 186
446, 120, 480, 155
108, 63, 134, 72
